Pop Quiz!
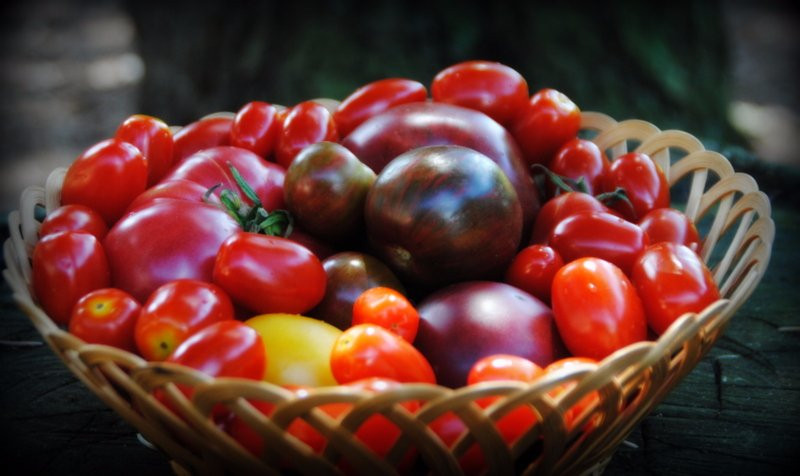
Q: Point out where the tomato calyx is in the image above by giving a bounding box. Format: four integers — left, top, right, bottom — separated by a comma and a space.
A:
532, 163, 636, 216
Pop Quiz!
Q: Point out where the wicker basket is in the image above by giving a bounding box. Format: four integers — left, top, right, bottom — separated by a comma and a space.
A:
2, 111, 775, 475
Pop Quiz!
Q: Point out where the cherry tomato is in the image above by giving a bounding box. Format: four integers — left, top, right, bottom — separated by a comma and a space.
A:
551, 257, 647, 359
468, 354, 543, 384
504, 244, 564, 305
631, 242, 720, 335
213, 233, 327, 315
39, 204, 108, 241
115, 114, 174, 186
543, 357, 600, 430
511, 88, 581, 166
274, 101, 338, 168
638, 207, 702, 252
68, 288, 141, 352
172, 115, 233, 164
230, 101, 280, 158
331, 324, 436, 384
547, 138, 609, 196
529, 191, 609, 245
352, 287, 419, 343
602, 152, 670, 221
431, 60, 528, 126
61, 139, 147, 225
32, 231, 110, 326
334, 78, 427, 137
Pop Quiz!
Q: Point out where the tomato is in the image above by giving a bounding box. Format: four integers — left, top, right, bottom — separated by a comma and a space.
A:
61, 138, 147, 225
638, 207, 702, 252
213, 233, 327, 315
331, 324, 436, 384
352, 287, 419, 343
135, 279, 235, 361
543, 357, 600, 430
245, 313, 341, 386
547, 138, 609, 196
504, 244, 564, 305
125, 179, 217, 211
68, 288, 141, 352
167, 320, 266, 379
230, 101, 280, 158
631, 242, 720, 335
334, 78, 427, 137
549, 210, 650, 276
511, 88, 581, 166
602, 152, 669, 222
529, 191, 610, 245
431, 60, 528, 126
172, 115, 233, 164
468, 354, 543, 385
551, 257, 647, 359
39, 204, 108, 241
115, 114, 174, 186
274, 101, 338, 168
32, 231, 110, 325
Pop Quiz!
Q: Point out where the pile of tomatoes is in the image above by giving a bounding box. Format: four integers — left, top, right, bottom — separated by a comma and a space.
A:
30, 60, 721, 469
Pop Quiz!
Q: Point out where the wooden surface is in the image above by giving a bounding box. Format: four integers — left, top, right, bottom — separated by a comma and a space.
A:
1, 200, 798, 475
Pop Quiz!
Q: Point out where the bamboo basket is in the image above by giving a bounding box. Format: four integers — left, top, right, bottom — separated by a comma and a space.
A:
2, 111, 775, 475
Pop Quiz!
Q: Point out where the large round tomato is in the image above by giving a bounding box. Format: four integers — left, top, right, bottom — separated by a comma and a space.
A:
333, 77, 427, 137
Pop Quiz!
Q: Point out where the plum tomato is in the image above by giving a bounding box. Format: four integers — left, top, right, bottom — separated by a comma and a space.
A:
172, 115, 233, 165
230, 101, 280, 158
114, 114, 174, 186
134, 279, 235, 361
504, 244, 564, 305
467, 354, 543, 385
352, 287, 419, 343
547, 138, 609, 196
638, 207, 702, 252
61, 138, 147, 226
511, 88, 581, 167
529, 191, 610, 245
39, 204, 108, 242
334, 78, 427, 137
631, 242, 720, 335
32, 231, 110, 326
68, 288, 141, 352
274, 101, 338, 168
431, 60, 528, 126
602, 152, 670, 222
551, 257, 647, 359
543, 357, 600, 431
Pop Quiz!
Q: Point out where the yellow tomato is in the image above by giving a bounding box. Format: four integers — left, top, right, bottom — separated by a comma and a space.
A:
245, 313, 342, 387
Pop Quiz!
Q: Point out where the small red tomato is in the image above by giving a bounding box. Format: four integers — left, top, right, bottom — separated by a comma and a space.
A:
551, 257, 647, 359
544, 357, 600, 430
68, 288, 141, 352
115, 114, 174, 186
172, 115, 233, 164
274, 101, 338, 168
529, 191, 609, 245
504, 244, 564, 304
32, 231, 110, 325
602, 152, 670, 222
39, 204, 108, 241
230, 101, 280, 158
638, 208, 702, 252
631, 242, 720, 335
431, 60, 528, 126
467, 354, 543, 384
135, 279, 235, 361
331, 324, 436, 384
61, 139, 148, 225
352, 287, 419, 343
213, 233, 327, 315
334, 78, 427, 137
547, 138, 609, 196
511, 88, 581, 166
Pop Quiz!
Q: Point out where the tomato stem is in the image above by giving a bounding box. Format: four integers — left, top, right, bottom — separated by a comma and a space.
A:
595, 187, 637, 219
530, 164, 590, 196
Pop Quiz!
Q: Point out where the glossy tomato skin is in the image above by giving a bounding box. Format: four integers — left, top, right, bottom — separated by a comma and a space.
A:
544, 357, 600, 430
334, 78, 427, 137
638, 208, 702, 252
631, 242, 720, 335
125, 179, 217, 211
274, 101, 338, 168
602, 152, 670, 222
135, 279, 235, 361
468, 354, 543, 384
61, 139, 148, 226
115, 114, 174, 186
547, 138, 609, 196
529, 191, 609, 245
352, 287, 419, 343
230, 101, 280, 158
172, 116, 233, 164
511, 88, 581, 167
551, 257, 647, 359
504, 244, 564, 305
213, 233, 327, 315
39, 204, 108, 241
68, 288, 141, 352
432, 60, 528, 126
32, 231, 110, 325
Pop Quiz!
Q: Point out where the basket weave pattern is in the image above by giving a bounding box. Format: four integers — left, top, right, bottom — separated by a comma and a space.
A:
3, 111, 775, 475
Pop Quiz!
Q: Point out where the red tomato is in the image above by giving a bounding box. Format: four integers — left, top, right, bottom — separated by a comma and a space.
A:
115, 114, 174, 186
602, 152, 670, 221
275, 101, 338, 168
511, 88, 581, 166
504, 244, 564, 304
331, 324, 436, 384
352, 287, 419, 343
230, 101, 280, 158
172, 115, 233, 164
39, 204, 108, 241
547, 138, 609, 196
543, 357, 600, 430
334, 78, 427, 137
529, 191, 609, 245
32, 231, 110, 325
431, 60, 528, 126
213, 233, 327, 315
125, 179, 217, 212
631, 242, 720, 335
135, 279, 235, 361
467, 354, 543, 384
549, 210, 650, 275
551, 257, 647, 359
61, 139, 147, 225
638, 208, 702, 252
68, 288, 141, 352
